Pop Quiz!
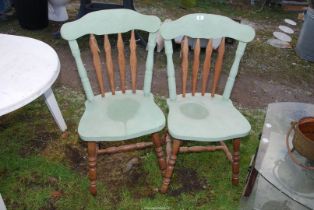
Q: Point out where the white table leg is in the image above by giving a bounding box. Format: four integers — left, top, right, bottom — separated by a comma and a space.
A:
0, 194, 6, 210
43, 88, 67, 132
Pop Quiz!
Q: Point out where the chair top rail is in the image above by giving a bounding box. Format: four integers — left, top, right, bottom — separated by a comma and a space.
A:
160, 13, 255, 42
61, 9, 161, 40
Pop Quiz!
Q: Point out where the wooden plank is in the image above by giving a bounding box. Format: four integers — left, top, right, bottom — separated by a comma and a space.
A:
201, 40, 213, 96
211, 38, 225, 97
181, 36, 189, 97
89, 34, 105, 96
192, 38, 200, 96
130, 30, 137, 93
117, 33, 126, 93
104, 35, 115, 95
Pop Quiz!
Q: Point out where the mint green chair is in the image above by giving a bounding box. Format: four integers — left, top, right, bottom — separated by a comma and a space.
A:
61, 9, 166, 195
159, 14, 255, 193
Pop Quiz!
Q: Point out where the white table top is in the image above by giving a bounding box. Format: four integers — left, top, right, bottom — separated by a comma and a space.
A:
0, 34, 60, 116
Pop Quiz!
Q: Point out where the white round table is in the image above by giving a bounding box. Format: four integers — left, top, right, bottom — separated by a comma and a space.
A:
0, 34, 67, 131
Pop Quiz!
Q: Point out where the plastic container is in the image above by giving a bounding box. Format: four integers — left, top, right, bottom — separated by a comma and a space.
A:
15, 0, 48, 30
296, 7, 314, 62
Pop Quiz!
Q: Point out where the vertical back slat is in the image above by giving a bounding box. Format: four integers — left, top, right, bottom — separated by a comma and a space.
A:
89, 34, 105, 96
181, 36, 189, 97
211, 38, 225, 97
130, 30, 137, 93
191, 38, 200, 96
201, 40, 213, 96
117, 33, 126, 93
104, 35, 115, 95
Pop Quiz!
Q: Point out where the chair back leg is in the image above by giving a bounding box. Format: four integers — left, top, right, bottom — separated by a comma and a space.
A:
160, 138, 181, 193
232, 139, 240, 185
88, 142, 98, 196
152, 133, 167, 175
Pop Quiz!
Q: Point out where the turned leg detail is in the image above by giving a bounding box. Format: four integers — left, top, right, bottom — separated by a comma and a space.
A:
152, 133, 167, 175
88, 142, 97, 196
232, 139, 240, 185
160, 139, 181, 193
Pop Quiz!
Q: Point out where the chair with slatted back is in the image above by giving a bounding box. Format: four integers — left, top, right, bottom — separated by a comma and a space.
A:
61, 9, 166, 196
159, 14, 255, 193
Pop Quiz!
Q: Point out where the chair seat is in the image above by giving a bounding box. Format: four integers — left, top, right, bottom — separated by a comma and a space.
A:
78, 90, 165, 141
167, 93, 251, 142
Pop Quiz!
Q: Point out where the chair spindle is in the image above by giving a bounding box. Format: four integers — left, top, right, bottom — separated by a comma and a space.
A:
181, 36, 189, 97
211, 38, 225, 97
130, 30, 137, 93
201, 40, 213, 96
89, 34, 105, 96
117, 33, 126, 93
104, 35, 115, 95
192, 38, 200, 96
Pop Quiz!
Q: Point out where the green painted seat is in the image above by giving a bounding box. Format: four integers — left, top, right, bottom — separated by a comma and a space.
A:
167, 93, 250, 142
61, 9, 167, 196
159, 13, 255, 193
79, 90, 165, 141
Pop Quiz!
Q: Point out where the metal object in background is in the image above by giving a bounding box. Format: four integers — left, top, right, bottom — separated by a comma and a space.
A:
296, 7, 314, 62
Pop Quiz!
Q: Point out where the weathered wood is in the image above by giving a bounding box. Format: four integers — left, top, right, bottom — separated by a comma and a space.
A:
201, 40, 213, 96
152, 133, 167, 175
130, 30, 137, 93
88, 142, 97, 196
232, 139, 240, 185
211, 38, 225, 97
165, 133, 172, 164
104, 35, 115, 95
160, 139, 181, 193
117, 33, 126, 93
97, 142, 153, 154
220, 141, 233, 162
192, 38, 200, 96
181, 36, 189, 97
89, 34, 105, 96
179, 145, 225, 153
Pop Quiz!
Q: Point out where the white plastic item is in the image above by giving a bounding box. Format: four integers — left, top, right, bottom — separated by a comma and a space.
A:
279, 25, 294, 34
48, 0, 69, 22
284, 19, 297, 26
273, 31, 292, 42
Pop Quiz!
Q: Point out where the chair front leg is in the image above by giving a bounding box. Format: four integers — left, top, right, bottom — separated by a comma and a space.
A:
88, 142, 97, 196
152, 133, 167, 175
232, 139, 240, 185
160, 138, 181, 193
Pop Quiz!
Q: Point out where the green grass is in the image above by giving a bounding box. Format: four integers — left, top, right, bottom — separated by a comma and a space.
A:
0, 87, 265, 210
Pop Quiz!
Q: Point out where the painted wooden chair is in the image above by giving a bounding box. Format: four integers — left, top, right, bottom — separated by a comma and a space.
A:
61, 9, 166, 195
159, 14, 255, 193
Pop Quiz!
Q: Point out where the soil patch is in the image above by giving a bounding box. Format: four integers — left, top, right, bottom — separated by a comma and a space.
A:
169, 168, 209, 196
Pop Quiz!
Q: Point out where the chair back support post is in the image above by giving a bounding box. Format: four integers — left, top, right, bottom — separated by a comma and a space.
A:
143, 32, 157, 96
165, 40, 177, 100
223, 41, 247, 99
69, 40, 95, 101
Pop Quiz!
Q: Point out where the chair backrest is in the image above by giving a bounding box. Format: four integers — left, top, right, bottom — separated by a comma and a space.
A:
61, 9, 161, 101
160, 14, 255, 101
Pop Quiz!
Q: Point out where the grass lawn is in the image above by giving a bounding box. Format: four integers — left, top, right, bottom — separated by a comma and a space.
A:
0, 87, 265, 209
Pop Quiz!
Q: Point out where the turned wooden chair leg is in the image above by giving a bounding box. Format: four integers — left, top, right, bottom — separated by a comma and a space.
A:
88, 142, 97, 196
160, 139, 181, 193
232, 139, 240, 185
152, 133, 167, 175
